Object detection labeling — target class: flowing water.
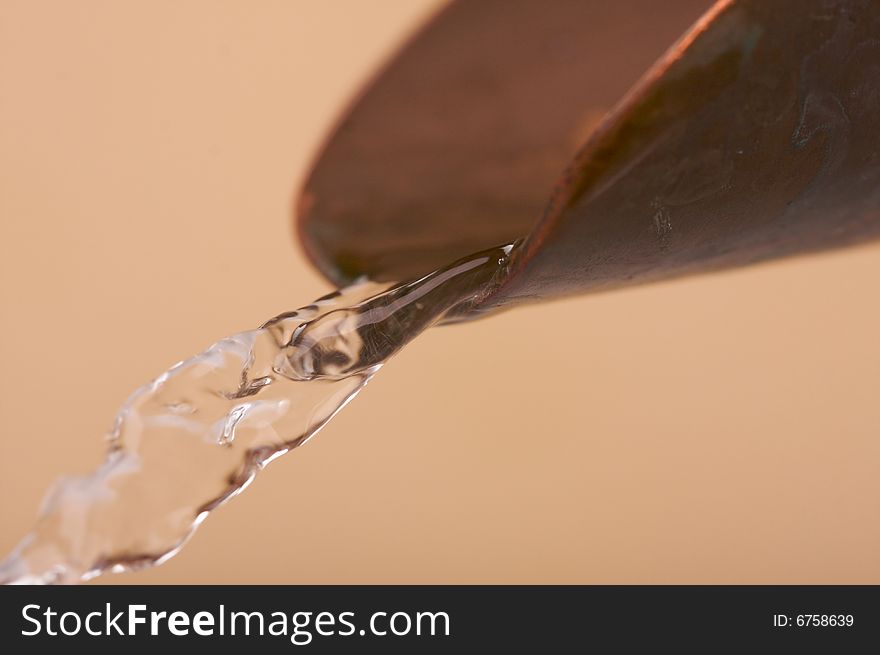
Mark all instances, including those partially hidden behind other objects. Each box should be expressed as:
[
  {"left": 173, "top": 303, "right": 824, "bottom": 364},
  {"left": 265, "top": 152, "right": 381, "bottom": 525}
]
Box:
[{"left": 0, "top": 244, "right": 514, "bottom": 585}]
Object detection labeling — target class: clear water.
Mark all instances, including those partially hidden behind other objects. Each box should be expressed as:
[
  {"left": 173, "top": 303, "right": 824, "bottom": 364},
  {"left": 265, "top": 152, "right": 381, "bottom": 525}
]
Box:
[{"left": 0, "top": 244, "right": 513, "bottom": 584}]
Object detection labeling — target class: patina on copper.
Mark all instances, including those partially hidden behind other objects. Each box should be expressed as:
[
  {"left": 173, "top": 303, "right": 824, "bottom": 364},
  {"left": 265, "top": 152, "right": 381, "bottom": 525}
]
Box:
[{"left": 297, "top": 0, "right": 880, "bottom": 316}]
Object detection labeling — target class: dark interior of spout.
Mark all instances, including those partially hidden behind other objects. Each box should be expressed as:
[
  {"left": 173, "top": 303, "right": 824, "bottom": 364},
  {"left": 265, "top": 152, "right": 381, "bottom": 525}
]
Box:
[{"left": 297, "top": 0, "right": 711, "bottom": 285}]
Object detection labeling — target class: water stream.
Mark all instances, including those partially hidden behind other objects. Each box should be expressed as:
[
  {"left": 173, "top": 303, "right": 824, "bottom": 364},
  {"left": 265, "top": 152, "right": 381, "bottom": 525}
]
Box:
[{"left": 0, "top": 244, "right": 513, "bottom": 584}]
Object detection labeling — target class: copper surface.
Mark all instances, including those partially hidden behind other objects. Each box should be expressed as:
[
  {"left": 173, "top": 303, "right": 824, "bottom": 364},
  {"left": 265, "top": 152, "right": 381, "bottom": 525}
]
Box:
[{"left": 298, "top": 0, "right": 880, "bottom": 317}]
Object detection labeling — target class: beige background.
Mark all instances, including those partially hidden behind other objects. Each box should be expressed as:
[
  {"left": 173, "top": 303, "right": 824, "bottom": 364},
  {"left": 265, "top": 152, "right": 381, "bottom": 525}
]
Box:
[{"left": 1, "top": 0, "right": 879, "bottom": 584}]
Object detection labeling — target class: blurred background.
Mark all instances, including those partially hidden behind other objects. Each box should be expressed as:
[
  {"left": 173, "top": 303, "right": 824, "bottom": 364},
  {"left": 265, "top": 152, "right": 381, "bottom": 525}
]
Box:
[{"left": 1, "top": 0, "right": 879, "bottom": 584}]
